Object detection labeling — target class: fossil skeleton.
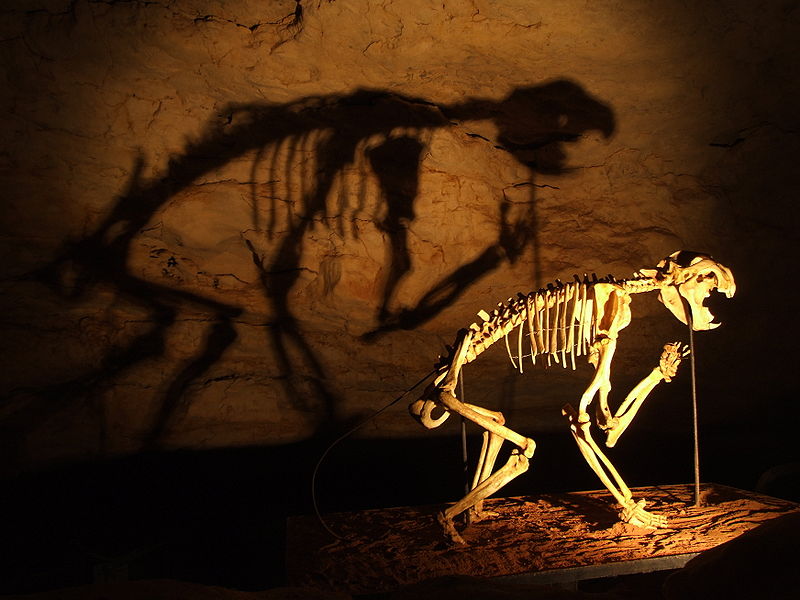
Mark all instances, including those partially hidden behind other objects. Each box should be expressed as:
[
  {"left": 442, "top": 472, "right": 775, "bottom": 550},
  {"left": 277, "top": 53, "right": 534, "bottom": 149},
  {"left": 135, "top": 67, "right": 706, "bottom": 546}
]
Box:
[{"left": 409, "top": 251, "right": 736, "bottom": 544}]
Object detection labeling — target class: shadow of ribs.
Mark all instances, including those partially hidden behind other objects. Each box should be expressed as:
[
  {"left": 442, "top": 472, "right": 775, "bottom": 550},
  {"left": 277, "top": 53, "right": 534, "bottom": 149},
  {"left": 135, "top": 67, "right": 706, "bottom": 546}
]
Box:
[
  {"left": 25, "top": 83, "right": 615, "bottom": 448},
  {"left": 409, "top": 251, "right": 736, "bottom": 544}
]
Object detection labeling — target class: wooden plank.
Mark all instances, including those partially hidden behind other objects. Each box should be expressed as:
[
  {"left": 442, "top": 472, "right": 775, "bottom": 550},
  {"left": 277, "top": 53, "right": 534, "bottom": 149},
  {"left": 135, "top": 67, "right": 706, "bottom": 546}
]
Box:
[
  {"left": 504, "top": 552, "right": 699, "bottom": 585},
  {"left": 286, "top": 484, "right": 799, "bottom": 594},
  {"left": 500, "top": 553, "right": 700, "bottom": 586}
]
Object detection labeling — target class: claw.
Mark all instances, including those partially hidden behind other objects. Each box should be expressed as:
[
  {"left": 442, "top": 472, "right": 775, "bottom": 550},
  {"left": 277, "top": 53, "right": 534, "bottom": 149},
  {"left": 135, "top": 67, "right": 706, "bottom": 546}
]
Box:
[
  {"left": 600, "top": 416, "right": 619, "bottom": 433},
  {"left": 658, "top": 341, "right": 691, "bottom": 382},
  {"left": 620, "top": 499, "right": 667, "bottom": 529},
  {"left": 467, "top": 506, "right": 500, "bottom": 524},
  {"left": 437, "top": 511, "right": 466, "bottom": 545}
]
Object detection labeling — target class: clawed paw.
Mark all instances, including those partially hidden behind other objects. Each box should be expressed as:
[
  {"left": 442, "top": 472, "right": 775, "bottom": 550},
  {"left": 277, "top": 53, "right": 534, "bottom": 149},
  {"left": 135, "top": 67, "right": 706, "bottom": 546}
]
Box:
[
  {"left": 659, "top": 342, "right": 690, "bottom": 382},
  {"left": 620, "top": 499, "right": 667, "bottom": 529},
  {"left": 467, "top": 507, "right": 500, "bottom": 524},
  {"left": 437, "top": 511, "right": 466, "bottom": 545},
  {"left": 599, "top": 416, "right": 620, "bottom": 433}
]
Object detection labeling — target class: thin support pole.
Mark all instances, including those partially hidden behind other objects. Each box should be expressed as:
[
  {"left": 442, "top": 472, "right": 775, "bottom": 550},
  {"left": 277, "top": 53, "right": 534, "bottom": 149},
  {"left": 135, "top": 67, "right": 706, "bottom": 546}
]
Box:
[
  {"left": 459, "top": 369, "right": 469, "bottom": 494},
  {"left": 688, "top": 324, "right": 701, "bottom": 507}
]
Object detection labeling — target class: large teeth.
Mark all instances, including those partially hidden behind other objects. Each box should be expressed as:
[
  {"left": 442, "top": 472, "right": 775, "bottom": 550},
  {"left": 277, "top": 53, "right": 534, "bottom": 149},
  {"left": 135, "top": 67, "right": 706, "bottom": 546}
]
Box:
[{"left": 691, "top": 305, "right": 719, "bottom": 330}]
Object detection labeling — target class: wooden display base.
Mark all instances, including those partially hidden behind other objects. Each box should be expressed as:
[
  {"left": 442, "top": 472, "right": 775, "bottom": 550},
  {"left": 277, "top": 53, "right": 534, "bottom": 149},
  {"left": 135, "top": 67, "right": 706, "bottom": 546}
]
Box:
[{"left": 286, "top": 483, "right": 799, "bottom": 594}]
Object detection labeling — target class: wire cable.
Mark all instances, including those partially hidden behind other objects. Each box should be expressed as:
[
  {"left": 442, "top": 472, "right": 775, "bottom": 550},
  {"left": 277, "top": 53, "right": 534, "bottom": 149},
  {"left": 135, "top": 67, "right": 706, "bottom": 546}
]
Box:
[{"left": 310, "top": 368, "right": 437, "bottom": 540}]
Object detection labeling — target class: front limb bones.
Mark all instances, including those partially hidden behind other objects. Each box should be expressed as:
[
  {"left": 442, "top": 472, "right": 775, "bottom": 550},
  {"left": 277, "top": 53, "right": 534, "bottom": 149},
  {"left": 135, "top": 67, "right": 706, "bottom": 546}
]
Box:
[
  {"left": 563, "top": 403, "right": 667, "bottom": 528},
  {"left": 605, "top": 342, "right": 689, "bottom": 448},
  {"left": 564, "top": 342, "right": 687, "bottom": 530}
]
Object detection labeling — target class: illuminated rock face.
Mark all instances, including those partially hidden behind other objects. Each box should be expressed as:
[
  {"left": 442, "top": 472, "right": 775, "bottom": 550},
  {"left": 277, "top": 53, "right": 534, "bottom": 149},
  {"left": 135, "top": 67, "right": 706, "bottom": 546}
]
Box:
[{"left": 0, "top": 1, "right": 796, "bottom": 470}]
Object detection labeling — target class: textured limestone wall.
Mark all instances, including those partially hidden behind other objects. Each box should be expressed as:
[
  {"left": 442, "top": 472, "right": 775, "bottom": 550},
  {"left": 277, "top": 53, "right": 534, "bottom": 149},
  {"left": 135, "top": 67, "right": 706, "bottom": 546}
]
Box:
[{"left": 1, "top": 0, "right": 798, "bottom": 471}]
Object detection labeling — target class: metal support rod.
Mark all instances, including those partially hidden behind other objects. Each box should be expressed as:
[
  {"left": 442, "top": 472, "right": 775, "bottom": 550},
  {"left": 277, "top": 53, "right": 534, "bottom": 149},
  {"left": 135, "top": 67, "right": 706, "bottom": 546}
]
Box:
[
  {"left": 688, "top": 323, "right": 701, "bottom": 507},
  {"left": 459, "top": 369, "right": 469, "bottom": 494}
]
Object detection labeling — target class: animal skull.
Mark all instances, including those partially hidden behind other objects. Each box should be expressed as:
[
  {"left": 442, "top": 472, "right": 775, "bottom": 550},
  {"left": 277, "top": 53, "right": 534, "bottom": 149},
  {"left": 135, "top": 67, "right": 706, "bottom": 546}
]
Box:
[{"left": 648, "top": 251, "right": 737, "bottom": 330}]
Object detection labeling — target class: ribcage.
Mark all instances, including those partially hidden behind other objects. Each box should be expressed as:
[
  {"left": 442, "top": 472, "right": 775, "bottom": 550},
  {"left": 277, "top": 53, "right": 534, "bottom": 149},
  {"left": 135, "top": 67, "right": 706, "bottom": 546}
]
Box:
[{"left": 462, "top": 277, "right": 608, "bottom": 371}]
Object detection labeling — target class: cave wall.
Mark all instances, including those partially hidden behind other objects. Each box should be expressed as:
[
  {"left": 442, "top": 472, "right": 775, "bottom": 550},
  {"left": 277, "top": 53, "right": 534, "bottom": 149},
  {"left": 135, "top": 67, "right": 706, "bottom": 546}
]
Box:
[{"left": 1, "top": 0, "right": 798, "bottom": 473}]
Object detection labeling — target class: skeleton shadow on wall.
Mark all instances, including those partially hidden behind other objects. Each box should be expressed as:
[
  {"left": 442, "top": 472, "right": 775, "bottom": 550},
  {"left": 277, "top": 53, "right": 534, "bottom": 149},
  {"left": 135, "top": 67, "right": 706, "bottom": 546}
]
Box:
[{"left": 23, "top": 80, "right": 615, "bottom": 449}]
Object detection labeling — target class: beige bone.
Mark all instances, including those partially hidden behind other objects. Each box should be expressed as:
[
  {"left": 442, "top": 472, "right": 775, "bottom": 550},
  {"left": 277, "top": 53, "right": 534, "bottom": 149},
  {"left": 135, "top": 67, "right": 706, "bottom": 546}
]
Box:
[{"left": 409, "top": 251, "right": 735, "bottom": 544}]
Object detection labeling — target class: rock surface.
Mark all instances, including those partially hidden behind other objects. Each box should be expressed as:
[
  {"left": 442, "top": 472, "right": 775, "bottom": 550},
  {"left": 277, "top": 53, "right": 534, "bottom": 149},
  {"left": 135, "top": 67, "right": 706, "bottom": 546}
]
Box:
[{"left": 0, "top": 0, "right": 798, "bottom": 473}]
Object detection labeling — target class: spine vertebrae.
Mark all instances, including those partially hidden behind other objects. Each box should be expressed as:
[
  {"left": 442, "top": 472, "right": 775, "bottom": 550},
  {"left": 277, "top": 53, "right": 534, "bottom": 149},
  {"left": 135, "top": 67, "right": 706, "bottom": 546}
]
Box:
[{"left": 459, "top": 274, "right": 632, "bottom": 372}]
